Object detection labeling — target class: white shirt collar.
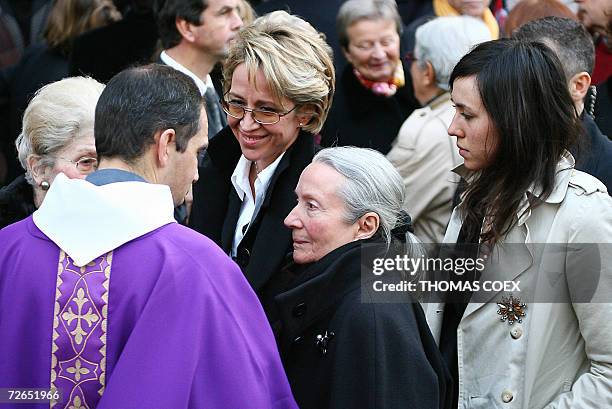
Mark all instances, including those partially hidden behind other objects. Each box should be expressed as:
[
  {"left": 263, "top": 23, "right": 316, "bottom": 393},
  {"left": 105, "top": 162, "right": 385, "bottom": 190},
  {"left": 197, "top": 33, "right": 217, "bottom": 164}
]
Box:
[
  {"left": 230, "top": 153, "right": 285, "bottom": 201},
  {"left": 33, "top": 173, "right": 176, "bottom": 267},
  {"left": 160, "top": 51, "right": 214, "bottom": 96}
]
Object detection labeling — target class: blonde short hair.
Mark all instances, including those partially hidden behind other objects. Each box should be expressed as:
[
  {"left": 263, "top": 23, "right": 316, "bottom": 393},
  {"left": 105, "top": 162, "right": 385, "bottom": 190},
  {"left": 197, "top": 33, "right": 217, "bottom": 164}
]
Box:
[
  {"left": 222, "top": 11, "right": 335, "bottom": 134},
  {"left": 16, "top": 77, "right": 105, "bottom": 184}
]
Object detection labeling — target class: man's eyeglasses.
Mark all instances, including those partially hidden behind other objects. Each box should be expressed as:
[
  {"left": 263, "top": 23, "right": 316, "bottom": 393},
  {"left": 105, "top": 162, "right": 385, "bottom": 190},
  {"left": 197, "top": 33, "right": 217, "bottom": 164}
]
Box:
[
  {"left": 221, "top": 99, "right": 297, "bottom": 125},
  {"left": 57, "top": 157, "right": 98, "bottom": 174}
]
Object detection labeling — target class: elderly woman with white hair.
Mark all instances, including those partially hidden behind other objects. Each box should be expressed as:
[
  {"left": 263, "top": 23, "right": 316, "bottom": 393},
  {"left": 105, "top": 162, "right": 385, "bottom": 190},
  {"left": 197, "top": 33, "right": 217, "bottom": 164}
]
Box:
[
  {"left": 272, "top": 146, "right": 452, "bottom": 409},
  {"left": 0, "top": 77, "right": 104, "bottom": 228},
  {"left": 386, "top": 16, "right": 491, "bottom": 243}
]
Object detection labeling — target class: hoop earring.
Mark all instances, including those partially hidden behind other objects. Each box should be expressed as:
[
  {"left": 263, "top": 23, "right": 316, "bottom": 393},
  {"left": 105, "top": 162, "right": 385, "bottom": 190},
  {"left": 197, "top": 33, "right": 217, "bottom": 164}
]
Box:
[{"left": 40, "top": 180, "right": 50, "bottom": 191}]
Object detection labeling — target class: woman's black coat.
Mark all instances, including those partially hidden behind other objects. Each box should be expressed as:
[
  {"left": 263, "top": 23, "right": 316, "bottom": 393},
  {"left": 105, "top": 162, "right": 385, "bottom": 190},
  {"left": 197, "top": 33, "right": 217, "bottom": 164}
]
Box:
[
  {"left": 320, "top": 63, "right": 419, "bottom": 154},
  {"left": 189, "top": 126, "right": 316, "bottom": 292},
  {"left": 272, "top": 241, "right": 453, "bottom": 409}
]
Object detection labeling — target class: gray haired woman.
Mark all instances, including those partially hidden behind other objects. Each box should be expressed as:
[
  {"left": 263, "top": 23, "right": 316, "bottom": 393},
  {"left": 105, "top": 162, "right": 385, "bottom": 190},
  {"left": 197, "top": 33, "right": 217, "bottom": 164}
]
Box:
[
  {"left": 273, "top": 146, "right": 452, "bottom": 409},
  {"left": 0, "top": 77, "right": 104, "bottom": 228}
]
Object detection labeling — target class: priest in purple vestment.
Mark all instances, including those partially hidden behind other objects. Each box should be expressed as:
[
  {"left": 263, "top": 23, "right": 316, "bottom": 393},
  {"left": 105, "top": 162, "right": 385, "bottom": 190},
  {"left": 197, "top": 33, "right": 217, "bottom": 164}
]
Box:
[{"left": 0, "top": 65, "right": 298, "bottom": 409}]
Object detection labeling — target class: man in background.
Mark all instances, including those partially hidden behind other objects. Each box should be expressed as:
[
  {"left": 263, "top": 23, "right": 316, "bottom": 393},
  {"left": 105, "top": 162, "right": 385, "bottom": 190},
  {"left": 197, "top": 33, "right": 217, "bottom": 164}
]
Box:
[
  {"left": 514, "top": 16, "right": 612, "bottom": 193},
  {"left": 156, "top": 0, "right": 242, "bottom": 139}
]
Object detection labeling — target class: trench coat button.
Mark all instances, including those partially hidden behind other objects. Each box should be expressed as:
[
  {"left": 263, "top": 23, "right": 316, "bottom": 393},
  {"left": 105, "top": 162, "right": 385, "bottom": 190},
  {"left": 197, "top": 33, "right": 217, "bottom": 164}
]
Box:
[
  {"left": 501, "top": 390, "right": 514, "bottom": 403},
  {"left": 510, "top": 326, "right": 523, "bottom": 339},
  {"left": 292, "top": 303, "right": 307, "bottom": 317}
]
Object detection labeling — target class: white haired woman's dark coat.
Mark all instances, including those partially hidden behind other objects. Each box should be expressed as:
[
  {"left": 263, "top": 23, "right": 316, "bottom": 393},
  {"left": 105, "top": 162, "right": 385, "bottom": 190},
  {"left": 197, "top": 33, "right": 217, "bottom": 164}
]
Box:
[{"left": 271, "top": 239, "right": 453, "bottom": 409}]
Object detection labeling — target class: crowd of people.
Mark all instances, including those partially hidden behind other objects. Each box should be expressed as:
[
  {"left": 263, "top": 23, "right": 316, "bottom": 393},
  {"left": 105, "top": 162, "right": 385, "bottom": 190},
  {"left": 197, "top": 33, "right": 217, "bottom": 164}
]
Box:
[{"left": 0, "top": 0, "right": 611, "bottom": 408}]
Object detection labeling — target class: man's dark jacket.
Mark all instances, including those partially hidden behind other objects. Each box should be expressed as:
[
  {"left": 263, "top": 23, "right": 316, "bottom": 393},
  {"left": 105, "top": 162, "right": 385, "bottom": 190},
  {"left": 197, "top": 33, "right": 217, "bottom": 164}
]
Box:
[{"left": 574, "top": 114, "right": 612, "bottom": 195}]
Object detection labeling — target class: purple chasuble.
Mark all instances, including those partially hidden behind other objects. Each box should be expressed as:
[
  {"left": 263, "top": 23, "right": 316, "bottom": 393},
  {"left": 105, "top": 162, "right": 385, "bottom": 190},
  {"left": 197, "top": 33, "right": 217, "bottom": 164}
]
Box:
[{"left": 0, "top": 217, "right": 298, "bottom": 409}]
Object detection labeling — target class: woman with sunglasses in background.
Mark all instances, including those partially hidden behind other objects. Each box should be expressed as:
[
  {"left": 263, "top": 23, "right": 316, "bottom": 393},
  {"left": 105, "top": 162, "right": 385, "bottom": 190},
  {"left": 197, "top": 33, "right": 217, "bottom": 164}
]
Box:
[
  {"left": 0, "top": 77, "right": 104, "bottom": 228},
  {"left": 189, "top": 11, "right": 335, "bottom": 315}
]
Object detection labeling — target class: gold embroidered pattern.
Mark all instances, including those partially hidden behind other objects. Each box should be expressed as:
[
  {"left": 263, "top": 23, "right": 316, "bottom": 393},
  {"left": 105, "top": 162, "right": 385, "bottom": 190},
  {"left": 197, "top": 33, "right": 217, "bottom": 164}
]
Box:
[
  {"left": 65, "top": 359, "right": 92, "bottom": 382},
  {"left": 98, "top": 252, "right": 112, "bottom": 396},
  {"left": 50, "top": 251, "right": 112, "bottom": 409},
  {"left": 61, "top": 288, "right": 100, "bottom": 345},
  {"left": 68, "top": 395, "right": 85, "bottom": 409}
]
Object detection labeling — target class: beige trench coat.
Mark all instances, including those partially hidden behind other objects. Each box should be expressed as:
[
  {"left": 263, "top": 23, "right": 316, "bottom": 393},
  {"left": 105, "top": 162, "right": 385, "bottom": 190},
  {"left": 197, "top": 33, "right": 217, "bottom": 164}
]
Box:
[
  {"left": 424, "top": 153, "right": 612, "bottom": 408},
  {"left": 387, "top": 92, "right": 462, "bottom": 244}
]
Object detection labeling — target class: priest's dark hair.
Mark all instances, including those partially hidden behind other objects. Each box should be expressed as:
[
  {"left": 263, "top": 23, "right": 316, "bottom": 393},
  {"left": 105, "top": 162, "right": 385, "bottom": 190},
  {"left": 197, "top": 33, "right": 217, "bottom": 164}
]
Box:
[
  {"left": 450, "top": 39, "right": 582, "bottom": 245},
  {"left": 95, "top": 64, "right": 204, "bottom": 163}
]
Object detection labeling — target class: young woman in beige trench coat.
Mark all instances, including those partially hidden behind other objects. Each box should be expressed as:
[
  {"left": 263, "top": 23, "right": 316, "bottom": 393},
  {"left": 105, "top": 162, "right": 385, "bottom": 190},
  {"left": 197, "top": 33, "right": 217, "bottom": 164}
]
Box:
[{"left": 424, "top": 39, "right": 612, "bottom": 409}]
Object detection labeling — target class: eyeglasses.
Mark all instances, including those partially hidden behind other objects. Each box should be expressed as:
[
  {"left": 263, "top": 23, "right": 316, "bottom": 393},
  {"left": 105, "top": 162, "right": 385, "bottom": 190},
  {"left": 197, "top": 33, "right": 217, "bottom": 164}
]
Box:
[
  {"left": 221, "top": 99, "right": 297, "bottom": 125},
  {"left": 57, "top": 156, "right": 98, "bottom": 174}
]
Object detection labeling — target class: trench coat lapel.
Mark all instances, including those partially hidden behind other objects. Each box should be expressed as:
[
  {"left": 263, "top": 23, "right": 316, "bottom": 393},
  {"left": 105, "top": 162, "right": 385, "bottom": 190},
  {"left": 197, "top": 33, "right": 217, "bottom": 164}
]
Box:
[
  {"left": 463, "top": 226, "right": 534, "bottom": 319},
  {"left": 442, "top": 187, "right": 534, "bottom": 320}
]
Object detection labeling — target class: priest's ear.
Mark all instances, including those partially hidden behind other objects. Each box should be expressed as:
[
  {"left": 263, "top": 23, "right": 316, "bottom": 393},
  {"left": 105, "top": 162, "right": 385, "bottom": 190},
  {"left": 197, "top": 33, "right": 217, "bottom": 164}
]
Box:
[{"left": 155, "top": 128, "right": 177, "bottom": 168}]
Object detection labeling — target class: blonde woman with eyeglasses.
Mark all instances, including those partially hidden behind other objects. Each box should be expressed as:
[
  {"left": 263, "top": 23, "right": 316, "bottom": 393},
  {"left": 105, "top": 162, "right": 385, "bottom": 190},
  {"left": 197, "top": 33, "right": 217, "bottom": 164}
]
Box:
[
  {"left": 189, "top": 10, "right": 335, "bottom": 311},
  {"left": 0, "top": 77, "right": 104, "bottom": 228}
]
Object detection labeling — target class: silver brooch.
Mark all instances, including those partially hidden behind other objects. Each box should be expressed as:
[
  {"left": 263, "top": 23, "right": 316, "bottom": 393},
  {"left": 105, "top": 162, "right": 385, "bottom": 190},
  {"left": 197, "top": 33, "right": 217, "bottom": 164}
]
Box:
[
  {"left": 315, "top": 331, "right": 335, "bottom": 356},
  {"left": 497, "top": 294, "right": 527, "bottom": 325}
]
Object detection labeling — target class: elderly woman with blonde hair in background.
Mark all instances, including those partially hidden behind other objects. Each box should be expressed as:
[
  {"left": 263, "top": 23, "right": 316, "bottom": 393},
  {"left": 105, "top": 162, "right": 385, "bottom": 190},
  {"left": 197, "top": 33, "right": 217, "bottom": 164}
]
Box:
[
  {"left": 190, "top": 11, "right": 335, "bottom": 310},
  {"left": 0, "top": 77, "right": 105, "bottom": 228},
  {"left": 320, "top": 0, "right": 419, "bottom": 154},
  {"left": 387, "top": 16, "right": 490, "bottom": 244}
]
